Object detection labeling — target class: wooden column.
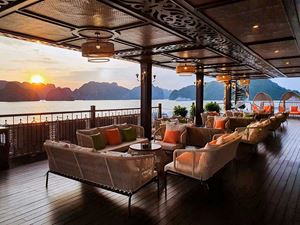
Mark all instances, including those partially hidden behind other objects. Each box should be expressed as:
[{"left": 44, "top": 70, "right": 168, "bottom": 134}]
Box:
[
  {"left": 224, "top": 81, "right": 232, "bottom": 111},
  {"left": 234, "top": 80, "right": 238, "bottom": 106},
  {"left": 140, "top": 59, "right": 152, "bottom": 140},
  {"left": 195, "top": 66, "right": 204, "bottom": 126}
]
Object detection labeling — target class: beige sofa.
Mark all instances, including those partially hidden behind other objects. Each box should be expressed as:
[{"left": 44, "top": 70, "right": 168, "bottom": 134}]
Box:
[
  {"left": 76, "top": 124, "right": 148, "bottom": 152},
  {"left": 44, "top": 140, "right": 158, "bottom": 215},
  {"left": 164, "top": 132, "right": 242, "bottom": 194},
  {"left": 240, "top": 119, "right": 272, "bottom": 145}
]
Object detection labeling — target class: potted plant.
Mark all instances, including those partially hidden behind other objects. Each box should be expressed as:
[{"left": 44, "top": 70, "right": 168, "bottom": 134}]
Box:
[
  {"left": 173, "top": 105, "right": 188, "bottom": 118},
  {"left": 205, "top": 102, "right": 221, "bottom": 113}
]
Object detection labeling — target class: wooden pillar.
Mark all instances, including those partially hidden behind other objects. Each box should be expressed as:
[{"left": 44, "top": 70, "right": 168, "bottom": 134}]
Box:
[
  {"left": 234, "top": 80, "right": 238, "bottom": 106},
  {"left": 140, "top": 59, "right": 152, "bottom": 140},
  {"left": 224, "top": 81, "right": 232, "bottom": 111},
  {"left": 158, "top": 103, "right": 162, "bottom": 118},
  {"left": 90, "top": 105, "right": 96, "bottom": 128},
  {"left": 195, "top": 66, "right": 204, "bottom": 126}
]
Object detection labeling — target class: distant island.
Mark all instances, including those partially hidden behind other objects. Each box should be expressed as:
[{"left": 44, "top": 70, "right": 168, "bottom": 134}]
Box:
[{"left": 0, "top": 79, "right": 297, "bottom": 102}]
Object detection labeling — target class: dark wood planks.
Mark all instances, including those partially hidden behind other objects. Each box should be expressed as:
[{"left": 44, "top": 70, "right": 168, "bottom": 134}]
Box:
[{"left": 1, "top": 119, "right": 300, "bottom": 225}]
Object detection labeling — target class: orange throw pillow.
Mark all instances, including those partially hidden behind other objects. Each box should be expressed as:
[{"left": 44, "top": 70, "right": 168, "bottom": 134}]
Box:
[
  {"left": 163, "top": 130, "right": 180, "bottom": 144},
  {"left": 291, "top": 106, "right": 298, "bottom": 113},
  {"left": 209, "top": 140, "right": 218, "bottom": 145},
  {"left": 214, "top": 118, "right": 226, "bottom": 129},
  {"left": 279, "top": 106, "right": 285, "bottom": 113},
  {"left": 105, "top": 128, "right": 122, "bottom": 145},
  {"left": 252, "top": 105, "right": 258, "bottom": 112},
  {"left": 264, "top": 105, "right": 271, "bottom": 113}
]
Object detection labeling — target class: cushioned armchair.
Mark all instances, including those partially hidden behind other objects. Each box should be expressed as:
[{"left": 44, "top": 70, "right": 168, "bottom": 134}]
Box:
[
  {"left": 240, "top": 119, "right": 272, "bottom": 145},
  {"left": 153, "top": 124, "right": 187, "bottom": 152},
  {"left": 164, "top": 133, "right": 241, "bottom": 194}
]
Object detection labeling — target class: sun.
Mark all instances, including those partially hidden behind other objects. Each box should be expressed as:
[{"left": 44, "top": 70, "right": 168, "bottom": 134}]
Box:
[{"left": 30, "top": 74, "right": 45, "bottom": 84}]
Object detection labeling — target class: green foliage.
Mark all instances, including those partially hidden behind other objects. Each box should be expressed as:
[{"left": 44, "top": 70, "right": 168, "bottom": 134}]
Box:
[
  {"left": 190, "top": 102, "right": 196, "bottom": 118},
  {"left": 205, "top": 102, "right": 221, "bottom": 113},
  {"left": 173, "top": 105, "right": 188, "bottom": 117}
]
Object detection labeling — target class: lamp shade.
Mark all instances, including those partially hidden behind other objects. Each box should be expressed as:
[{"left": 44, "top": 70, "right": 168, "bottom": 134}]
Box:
[
  {"left": 82, "top": 40, "right": 114, "bottom": 58},
  {"left": 216, "top": 75, "right": 231, "bottom": 82},
  {"left": 176, "top": 64, "right": 196, "bottom": 75},
  {"left": 239, "top": 79, "right": 250, "bottom": 86}
]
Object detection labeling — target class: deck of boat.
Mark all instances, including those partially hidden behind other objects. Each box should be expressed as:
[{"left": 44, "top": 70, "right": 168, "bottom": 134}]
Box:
[{"left": 1, "top": 119, "right": 300, "bottom": 225}]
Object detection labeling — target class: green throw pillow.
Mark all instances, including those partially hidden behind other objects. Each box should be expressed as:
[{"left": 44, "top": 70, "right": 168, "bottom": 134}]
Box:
[
  {"left": 91, "top": 133, "right": 106, "bottom": 150},
  {"left": 121, "top": 127, "right": 137, "bottom": 142}
]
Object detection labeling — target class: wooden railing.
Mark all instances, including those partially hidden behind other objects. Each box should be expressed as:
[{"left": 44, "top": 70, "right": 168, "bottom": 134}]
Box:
[{"left": 0, "top": 105, "right": 161, "bottom": 158}]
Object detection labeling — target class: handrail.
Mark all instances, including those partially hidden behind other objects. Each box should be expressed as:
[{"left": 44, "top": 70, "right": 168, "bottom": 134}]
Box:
[{"left": 0, "top": 106, "right": 159, "bottom": 118}]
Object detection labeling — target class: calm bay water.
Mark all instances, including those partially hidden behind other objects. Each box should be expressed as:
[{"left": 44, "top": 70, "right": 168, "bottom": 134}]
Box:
[{"left": 0, "top": 99, "right": 222, "bottom": 116}]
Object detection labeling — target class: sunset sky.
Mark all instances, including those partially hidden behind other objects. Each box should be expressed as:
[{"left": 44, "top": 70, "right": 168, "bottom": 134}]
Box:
[{"left": 0, "top": 35, "right": 299, "bottom": 91}]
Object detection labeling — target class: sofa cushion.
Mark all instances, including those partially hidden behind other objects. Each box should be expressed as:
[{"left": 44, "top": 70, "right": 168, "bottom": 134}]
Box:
[
  {"left": 213, "top": 116, "right": 227, "bottom": 129},
  {"left": 78, "top": 128, "right": 99, "bottom": 136},
  {"left": 206, "top": 116, "right": 214, "bottom": 128},
  {"left": 105, "top": 128, "right": 122, "bottom": 145},
  {"left": 91, "top": 133, "right": 106, "bottom": 150},
  {"left": 121, "top": 127, "right": 137, "bottom": 142},
  {"left": 175, "top": 152, "right": 201, "bottom": 174},
  {"left": 101, "top": 138, "right": 148, "bottom": 152},
  {"left": 291, "top": 106, "right": 298, "bottom": 112},
  {"left": 163, "top": 130, "right": 180, "bottom": 144},
  {"left": 156, "top": 141, "right": 183, "bottom": 151},
  {"left": 223, "top": 131, "right": 239, "bottom": 143}
]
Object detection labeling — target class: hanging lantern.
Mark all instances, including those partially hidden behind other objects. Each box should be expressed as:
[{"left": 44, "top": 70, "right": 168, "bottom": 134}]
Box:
[
  {"left": 81, "top": 32, "right": 114, "bottom": 62},
  {"left": 216, "top": 74, "right": 232, "bottom": 83},
  {"left": 239, "top": 79, "right": 250, "bottom": 86},
  {"left": 176, "top": 64, "right": 196, "bottom": 76}
]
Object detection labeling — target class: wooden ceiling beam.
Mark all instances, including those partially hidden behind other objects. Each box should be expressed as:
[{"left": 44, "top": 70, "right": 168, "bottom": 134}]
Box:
[
  {"left": 282, "top": 0, "right": 300, "bottom": 53},
  {"left": 0, "top": 0, "right": 39, "bottom": 17},
  {"left": 100, "top": 0, "right": 285, "bottom": 78}
]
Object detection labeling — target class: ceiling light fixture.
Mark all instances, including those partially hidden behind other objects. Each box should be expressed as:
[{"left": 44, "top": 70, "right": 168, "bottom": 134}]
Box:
[
  {"left": 252, "top": 24, "right": 259, "bottom": 29},
  {"left": 176, "top": 64, "right": 196, "bottom": 76},
  {"left": 216, "top": 74, "right": 231, "bottom": 83},
  {"left": 81, "top": 31, "right": 115, "bottom": 62},
  {"left": 274, "top": 50, "right": 280, "bottom": 54},
  {"left": 286, "top": 61, "right": 290, "bottom": 65}
]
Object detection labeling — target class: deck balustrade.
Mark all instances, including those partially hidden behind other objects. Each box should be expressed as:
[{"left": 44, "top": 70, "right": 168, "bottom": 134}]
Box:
[{"left": 0, "top": 105, "right": 161, "bottom": 158}]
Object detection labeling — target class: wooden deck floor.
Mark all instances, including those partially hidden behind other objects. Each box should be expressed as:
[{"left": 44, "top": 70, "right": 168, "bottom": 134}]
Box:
[{"left": 1, "top": 119, "right": 300, "bottom": 225}]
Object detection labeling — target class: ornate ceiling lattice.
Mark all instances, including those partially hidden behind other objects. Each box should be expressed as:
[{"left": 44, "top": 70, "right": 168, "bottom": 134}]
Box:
[
  {"left": 102, "top": 0, "right": 285, "bottom": 77},
  {"left": 0, "top": 0, "right": 18, "bottom": 11}
]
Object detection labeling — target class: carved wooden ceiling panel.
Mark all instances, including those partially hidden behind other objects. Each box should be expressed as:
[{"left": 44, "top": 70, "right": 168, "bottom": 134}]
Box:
[
  {"left": 26, "top": 0, "right": 142, "bottom": 29},
  {"left": 0, "top": 13, "right": 73, "bottom": 41},
  {"left": 118, "top": 25, "right": 183, "bottom": 47},
  {"left": 133, "top": 54, "right": 175, "bottom": 62},
  {"left": 249, "top": 40, "right": 300, "bottom": 59},
  {"left": 269, "top": 57, "right": 300, "bottom": 68},
  {"left": 1, "top": 0, "right": 300, "bottom": 78},
  {"left": 170, "top": 48, "right": 219, "bottom": 58},
  {"left": 280, "top": 68, "right": 300, "bottom": 74},
  {"left": 67, "top": 39, "right": 133, "bottom": 51},
  {"left": 200, "top": 57, "right": 232, "bottom": 65},
  {"left": 204, "top": 0, "right": 293, "bottom": 43}
]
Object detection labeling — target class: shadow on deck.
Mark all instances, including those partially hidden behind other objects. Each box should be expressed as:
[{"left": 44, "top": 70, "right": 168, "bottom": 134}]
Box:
[{"left": 1, "top": 119, "right": 300, "bottom": 225}]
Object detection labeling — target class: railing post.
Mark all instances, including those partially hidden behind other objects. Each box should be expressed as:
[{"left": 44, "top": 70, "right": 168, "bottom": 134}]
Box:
[
  {"left": 90, "top": 105, "right": 96, "bottom": 128},
  {"left": 158, "top": 103, "right": 162, "bottom": 118}
]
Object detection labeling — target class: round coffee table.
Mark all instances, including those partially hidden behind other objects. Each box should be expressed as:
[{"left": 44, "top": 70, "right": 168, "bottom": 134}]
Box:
[
  {"left": 129, "top": 143, "right": 161, "bottom": 154},
  {"left": 128, "top": 143, "right": 162, "bottom": 172}
]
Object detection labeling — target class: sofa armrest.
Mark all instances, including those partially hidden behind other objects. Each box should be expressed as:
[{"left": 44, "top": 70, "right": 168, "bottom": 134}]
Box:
[
  {"left": 179, "top": 129, "right": 187, "bottom": 145},
  {"left": 76, "top": 131, "right": 94, "bottom": 148},
  {"left": 212, "top": 133, "right": 224, "bottom": 140},
  {"left": 153, "top": 127, "right": 163, "bottom": 142}
]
